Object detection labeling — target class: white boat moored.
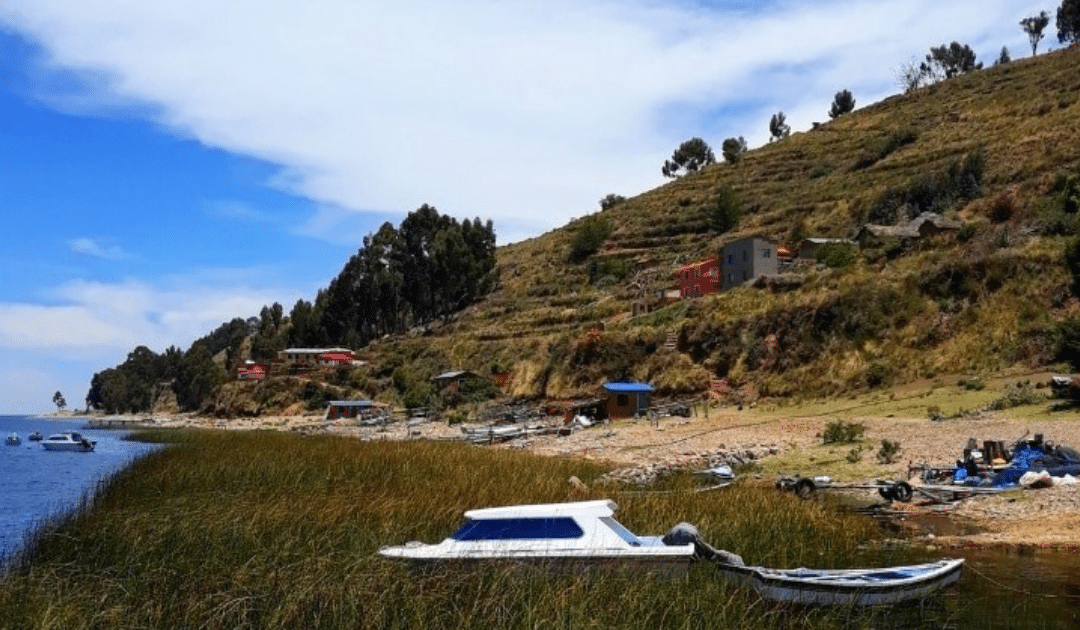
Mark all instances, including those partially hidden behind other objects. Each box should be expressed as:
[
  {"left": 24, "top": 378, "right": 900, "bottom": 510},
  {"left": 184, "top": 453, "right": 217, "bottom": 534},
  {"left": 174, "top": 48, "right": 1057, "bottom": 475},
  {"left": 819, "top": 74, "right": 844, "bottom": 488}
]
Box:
[
  {"left": 4, "top": 432, "right": 20, "bottom": 446},
  {"left": 40, "top": 431, "right": 96, "bottom": 452},
  {"left": 378, "top": 499, "right": 695, "bottom": 572}
]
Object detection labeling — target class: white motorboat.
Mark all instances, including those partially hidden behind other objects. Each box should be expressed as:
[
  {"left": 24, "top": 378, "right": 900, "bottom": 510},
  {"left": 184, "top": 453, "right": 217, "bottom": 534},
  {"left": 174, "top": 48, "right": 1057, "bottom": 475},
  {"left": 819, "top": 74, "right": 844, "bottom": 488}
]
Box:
[
  {"left": 4, "top": 432, "right": 20, "bottom": 446},
  {"left": 40, "top": 431, "right": 96, "bottom": 452},
  {"left": 378, "top": 499, "right": 695, "bottom": 571}
]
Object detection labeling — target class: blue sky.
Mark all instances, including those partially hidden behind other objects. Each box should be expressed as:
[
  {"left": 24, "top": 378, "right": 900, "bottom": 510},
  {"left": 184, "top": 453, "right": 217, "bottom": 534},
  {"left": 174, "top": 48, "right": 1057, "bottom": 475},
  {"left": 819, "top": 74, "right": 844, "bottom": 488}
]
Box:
[{"left": 0, "top": 0, "right": 1041, "bottom": 413}]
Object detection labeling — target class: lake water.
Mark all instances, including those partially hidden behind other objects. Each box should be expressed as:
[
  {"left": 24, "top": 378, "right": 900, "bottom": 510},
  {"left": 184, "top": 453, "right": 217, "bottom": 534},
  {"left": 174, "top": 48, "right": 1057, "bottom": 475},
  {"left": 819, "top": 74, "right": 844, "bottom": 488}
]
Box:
[{"left": 0, "top": 415, "right": 158, "bottom": 564}]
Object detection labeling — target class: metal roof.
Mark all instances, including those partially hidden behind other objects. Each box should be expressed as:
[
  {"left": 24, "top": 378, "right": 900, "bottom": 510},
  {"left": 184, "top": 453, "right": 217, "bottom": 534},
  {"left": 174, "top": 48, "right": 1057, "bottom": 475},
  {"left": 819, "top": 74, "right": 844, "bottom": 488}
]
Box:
[
  {"left": 602, "top": 382, "right": 654, "bottom": 393},
  {"left": 326, "top": 400, "right": 376, "bottom": 407}
]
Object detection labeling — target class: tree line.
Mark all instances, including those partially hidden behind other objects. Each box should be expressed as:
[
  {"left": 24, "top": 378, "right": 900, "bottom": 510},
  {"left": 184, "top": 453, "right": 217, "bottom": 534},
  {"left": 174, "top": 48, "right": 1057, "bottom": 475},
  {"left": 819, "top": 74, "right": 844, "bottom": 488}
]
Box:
[{"left": 86, "top": 205, "right": 497, "bottom": 414}]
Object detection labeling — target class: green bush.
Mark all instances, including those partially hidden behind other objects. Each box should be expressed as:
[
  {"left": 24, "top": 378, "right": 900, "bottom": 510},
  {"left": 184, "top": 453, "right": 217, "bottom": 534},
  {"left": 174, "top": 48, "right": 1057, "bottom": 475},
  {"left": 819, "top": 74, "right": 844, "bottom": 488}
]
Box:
[
  {"left": 853, "top": 127, "right": 918, "bottom": 170},
  {"left": 1055, "top": 317, "right": 1080, "bottom": 370},
  {"left": 586, "top": 257, "right": 633, "bottom": 285},
  {"left": 815, "top": 241, "right": 857, "bottom": 268},
  {"left": 707, "top": 185, "right": 741, "bottom": 234},
  {"left": 865, "top": 362, "right": 893, "bottom": 388},
  {"left": 822, "top": 420, "right": 865, "bottom": 444},
  {"left": 568, "top": 215, "right": 611, "bottom": 262},
  {"left": 957, "top": 377, "right": 985, "bottom": 391},
  {"left": 877, "top": 439, "right": 901, "bottom": 464},
  {"left": 986, "top": 383, "right": 1044, "bottom": 410},
  {"left": 846, "top": 445, "right": 865, "bottom": 463}
]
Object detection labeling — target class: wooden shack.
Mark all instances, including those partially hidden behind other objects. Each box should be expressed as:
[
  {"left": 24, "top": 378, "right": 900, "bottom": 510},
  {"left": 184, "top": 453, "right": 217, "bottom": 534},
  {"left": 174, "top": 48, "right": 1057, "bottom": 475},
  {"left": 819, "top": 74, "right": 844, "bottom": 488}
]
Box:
[{"left": 602, "top": 381, "right": 654, "bottom": 419}]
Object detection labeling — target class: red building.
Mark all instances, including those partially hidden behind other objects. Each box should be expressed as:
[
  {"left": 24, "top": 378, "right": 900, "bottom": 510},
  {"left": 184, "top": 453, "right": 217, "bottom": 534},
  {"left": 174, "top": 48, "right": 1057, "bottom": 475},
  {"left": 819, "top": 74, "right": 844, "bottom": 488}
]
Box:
[
  {"left": 236, "top": 362, "right": 268, "bottom": 379},
  {"left": 674, "top": 258, "right": 720, "bottom": 298}
]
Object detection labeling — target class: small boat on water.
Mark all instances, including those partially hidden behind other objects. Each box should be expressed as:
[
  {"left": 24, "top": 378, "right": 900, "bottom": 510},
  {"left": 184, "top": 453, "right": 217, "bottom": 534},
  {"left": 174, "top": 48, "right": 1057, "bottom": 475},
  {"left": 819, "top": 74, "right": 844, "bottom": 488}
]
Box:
[
  {"left": 380, "top": 500, "right": 963, "bottom": 605},
  {"left": 40, "top": 431, "right": 96, "bottom": 452},
  {"left": 378, "top": 500, "right": 695, "bottom": 571},
  {"left": 4, "top": 433, "right": 20, "bottom": 446},
  {"left": 28, "top": 431, "right": 44, "bottom": 441}
]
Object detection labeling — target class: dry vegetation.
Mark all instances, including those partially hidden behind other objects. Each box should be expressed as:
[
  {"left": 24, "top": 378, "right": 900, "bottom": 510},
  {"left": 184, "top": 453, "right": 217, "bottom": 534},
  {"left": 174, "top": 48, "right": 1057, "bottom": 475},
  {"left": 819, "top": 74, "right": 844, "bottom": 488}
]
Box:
[{"left": 333, "top": 47, "right": 1080, "bottom": 408}]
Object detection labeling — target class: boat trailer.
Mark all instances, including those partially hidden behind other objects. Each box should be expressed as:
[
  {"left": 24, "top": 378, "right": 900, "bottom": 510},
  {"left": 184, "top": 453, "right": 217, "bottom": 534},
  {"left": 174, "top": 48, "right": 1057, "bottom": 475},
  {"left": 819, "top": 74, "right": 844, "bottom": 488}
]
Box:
[{"left": 776, "top": 476, "right": 914, "bottom": 502}]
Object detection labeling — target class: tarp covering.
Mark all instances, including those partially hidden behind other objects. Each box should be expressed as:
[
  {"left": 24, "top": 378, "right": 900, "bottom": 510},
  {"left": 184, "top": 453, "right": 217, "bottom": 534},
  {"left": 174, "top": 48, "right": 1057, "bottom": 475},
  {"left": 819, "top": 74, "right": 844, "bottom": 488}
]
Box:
[{"left": 991, "top": 445, "right": 1080, "bottom": 487}]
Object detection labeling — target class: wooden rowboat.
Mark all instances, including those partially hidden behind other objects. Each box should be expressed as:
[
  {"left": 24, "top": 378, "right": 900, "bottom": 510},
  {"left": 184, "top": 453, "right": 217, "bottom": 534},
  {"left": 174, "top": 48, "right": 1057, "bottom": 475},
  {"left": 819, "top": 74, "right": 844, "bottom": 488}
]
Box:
[{"left": 712, "top": 558, "right": 964, "bottom": 606}]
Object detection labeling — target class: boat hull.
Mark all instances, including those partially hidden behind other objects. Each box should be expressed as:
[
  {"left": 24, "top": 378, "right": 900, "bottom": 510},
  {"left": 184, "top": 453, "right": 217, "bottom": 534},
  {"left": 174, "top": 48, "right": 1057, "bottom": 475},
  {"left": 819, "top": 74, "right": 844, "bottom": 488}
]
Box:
[
  {"left": 714, "top": 558, "right": 964, "bottom": 606},
  {"left": 384, "top": 552, "right": 694, "bottom": 576},
  {"left": 41, "top": 442, "right": 95, "bottom": 452}
]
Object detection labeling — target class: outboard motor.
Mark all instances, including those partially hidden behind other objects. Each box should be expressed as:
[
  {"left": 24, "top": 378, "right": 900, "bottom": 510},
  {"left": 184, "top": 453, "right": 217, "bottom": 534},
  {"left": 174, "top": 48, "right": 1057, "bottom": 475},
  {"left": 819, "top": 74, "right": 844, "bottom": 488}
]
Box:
[{"left": 662, "top": 522, "right": 744, "bottom": 566}]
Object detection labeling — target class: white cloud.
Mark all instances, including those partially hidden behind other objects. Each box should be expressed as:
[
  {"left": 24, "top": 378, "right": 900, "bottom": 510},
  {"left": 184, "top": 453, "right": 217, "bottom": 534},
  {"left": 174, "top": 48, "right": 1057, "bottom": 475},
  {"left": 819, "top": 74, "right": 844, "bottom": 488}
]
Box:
[
  {"left": 204, "top": 200, "right": 273, "bottom": 223},
  {"left": 0, "top": 276, "right": 303, "bottom": 356},
  {"left": 69, "top": 237, "right": 129, "bottom": 260},
  {"left": 0, "top": 0, "right": 1035, "bottom": 243}
]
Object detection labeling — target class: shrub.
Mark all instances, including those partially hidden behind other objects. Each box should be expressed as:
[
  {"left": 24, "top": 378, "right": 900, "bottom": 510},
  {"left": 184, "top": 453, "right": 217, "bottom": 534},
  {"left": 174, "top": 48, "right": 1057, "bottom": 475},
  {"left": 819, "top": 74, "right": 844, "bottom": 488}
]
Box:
[
  {"left": 877, "top": 439, "right": 901, "bottom": 464},
  {"left": 568, "top": 215, "right": 611, "bottom": 262},
  {"left": 1055, "top": 317, "right": 1080, "bottom": 370},
  {"left": 987, "top": 193, "right": 1018, "bottom": 223},
  {"left": 822, "top": 420, "right": 865, "bottom": 444},
  {"left": 956, "top": 222, "right": 978, "bottom": 241},
  {"left": 865, "top": 362, "right": 893, "bottom": 388},
  {"left": 586, "top": 257, "right": 633, "bottom": 285},
  {"left": 986, "top": 383, "right": 1044, "bottom": 410},
  {"left": 927, "top": 405, "right": 945, "bottom": 421},
  {"left": 707, "top": 185, "right": 742, "bottom": 234},
  {"left": 853, "top": 127, "right": 918, "bottom": 170},
  {"left": 815, "top": 241, "right": 857, "bottom": 268},
  {"left": 846, "top": 445, "right": 865, "bottom": 463},
  {"left": 958, "top": 377, "right": 985, "bottom": 391}
]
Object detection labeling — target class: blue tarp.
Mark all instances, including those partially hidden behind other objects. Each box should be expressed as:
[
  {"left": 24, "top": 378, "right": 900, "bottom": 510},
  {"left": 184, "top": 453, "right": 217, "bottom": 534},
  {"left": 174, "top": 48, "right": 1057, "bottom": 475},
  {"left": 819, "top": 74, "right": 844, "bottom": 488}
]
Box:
[{"left": 991, "top": 445, "right": 1080, "bottom": 487}]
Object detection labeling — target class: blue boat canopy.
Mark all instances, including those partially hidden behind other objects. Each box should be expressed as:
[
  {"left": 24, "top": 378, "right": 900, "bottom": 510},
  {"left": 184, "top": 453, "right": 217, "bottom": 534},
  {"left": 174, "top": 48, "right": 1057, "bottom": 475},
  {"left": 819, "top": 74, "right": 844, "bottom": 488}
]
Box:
[{"left": 602, "top": 382, "right": 653, "bottom": 394}]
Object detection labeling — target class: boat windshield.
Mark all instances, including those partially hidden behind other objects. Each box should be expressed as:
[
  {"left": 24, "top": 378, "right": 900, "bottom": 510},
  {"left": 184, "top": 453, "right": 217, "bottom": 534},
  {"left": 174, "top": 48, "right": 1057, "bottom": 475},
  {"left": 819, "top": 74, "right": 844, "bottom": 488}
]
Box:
[
  {"left": 599, "top": 517, "right": 641, "bottom": 546},
  {"left": 451, "top": 517, "right": 584, "bottom": 541}
]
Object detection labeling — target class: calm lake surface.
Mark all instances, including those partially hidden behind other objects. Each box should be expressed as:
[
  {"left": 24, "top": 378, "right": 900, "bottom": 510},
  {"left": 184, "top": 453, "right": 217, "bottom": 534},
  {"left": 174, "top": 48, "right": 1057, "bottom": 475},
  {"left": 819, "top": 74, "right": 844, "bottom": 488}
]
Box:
[{"left": 0, "top": 415, "right": 158, "bottom": 564}]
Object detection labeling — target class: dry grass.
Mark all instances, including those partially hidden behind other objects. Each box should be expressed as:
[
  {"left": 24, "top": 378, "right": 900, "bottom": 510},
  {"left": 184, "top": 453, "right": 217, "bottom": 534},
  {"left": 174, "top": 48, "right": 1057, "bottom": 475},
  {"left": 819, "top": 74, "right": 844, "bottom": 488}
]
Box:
[{"left": 0, "top": 430, "right": 912, "bottom": 629}]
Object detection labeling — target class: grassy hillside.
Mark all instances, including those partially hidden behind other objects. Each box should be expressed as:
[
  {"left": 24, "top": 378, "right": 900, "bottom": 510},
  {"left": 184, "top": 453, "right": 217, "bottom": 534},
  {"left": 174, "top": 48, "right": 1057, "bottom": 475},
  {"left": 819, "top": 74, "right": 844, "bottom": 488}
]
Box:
[{"left": 221, "top": 46, "right": 1080, "bottom": 412}]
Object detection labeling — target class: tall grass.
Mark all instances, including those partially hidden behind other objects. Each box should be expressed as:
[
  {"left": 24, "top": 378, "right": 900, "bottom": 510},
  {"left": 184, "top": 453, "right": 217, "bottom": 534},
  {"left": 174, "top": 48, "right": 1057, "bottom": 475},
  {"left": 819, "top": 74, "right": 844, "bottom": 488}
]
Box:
[{"left": 0, "top": 431, "right": 915, "bottom": 629}]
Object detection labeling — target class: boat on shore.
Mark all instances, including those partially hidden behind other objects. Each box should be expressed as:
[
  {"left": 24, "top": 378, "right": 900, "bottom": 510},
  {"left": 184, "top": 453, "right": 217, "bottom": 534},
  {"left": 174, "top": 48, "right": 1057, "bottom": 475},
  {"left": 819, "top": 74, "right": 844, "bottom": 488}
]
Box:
[
  {"left": 380, "top": 499, "right": 964, "bottom": 604},
  {"left": 5, "top": 433, "right": 20, "bottom": 446},
  {"left": 669, "top": 524, "right": 964, "bottom": 605},
  {"left": 378, "top": 500, "right": 695, "bottom": 572},
  {"left": 40, "top": 431, "right": 96, "bottom": 452},
  {"left": 710, "top": 556, "right": 964, "bottom": 606}
]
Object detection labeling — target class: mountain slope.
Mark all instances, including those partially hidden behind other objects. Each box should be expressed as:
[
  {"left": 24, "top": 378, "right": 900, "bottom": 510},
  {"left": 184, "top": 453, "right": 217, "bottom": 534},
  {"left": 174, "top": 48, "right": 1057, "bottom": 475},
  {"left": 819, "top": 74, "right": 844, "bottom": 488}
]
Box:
[{"left": 356, "top": 46, "right": 1080, "bottom": 406}]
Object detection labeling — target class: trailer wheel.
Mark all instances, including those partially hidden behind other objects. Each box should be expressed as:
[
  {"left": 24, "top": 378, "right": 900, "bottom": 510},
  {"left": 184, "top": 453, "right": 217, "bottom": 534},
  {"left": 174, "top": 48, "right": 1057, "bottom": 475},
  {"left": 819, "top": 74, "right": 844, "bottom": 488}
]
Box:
[
  {"left": 877, "top": 485, "right": 896, "bottom": 502},
  {"left": 892, "top": 481, "right": 913, "bottom": 503},
  {"left": 794, "top": 478, "right": 816, "bottom": 499}
]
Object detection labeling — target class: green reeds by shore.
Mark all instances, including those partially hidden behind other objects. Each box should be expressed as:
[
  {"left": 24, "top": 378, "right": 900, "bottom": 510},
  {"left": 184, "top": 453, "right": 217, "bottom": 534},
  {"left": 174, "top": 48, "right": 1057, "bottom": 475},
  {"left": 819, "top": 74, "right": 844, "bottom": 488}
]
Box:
[{"left": 0, "top": 430, "right": 916, "bottom": 629}]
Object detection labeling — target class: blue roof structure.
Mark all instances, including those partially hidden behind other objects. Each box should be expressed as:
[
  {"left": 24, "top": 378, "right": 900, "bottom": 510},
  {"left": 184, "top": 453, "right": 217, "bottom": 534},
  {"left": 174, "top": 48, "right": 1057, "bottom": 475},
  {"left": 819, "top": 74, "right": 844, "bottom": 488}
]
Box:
[{"left": 602, "top": 382, "right": 653, "bottom": 394}]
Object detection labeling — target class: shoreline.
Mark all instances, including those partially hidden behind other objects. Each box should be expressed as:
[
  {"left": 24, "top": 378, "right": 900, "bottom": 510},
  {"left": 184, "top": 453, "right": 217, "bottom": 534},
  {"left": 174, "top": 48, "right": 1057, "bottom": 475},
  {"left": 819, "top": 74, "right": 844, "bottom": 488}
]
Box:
[{"left": 80, "top": 405, "right": 1080, "bottom": 550}]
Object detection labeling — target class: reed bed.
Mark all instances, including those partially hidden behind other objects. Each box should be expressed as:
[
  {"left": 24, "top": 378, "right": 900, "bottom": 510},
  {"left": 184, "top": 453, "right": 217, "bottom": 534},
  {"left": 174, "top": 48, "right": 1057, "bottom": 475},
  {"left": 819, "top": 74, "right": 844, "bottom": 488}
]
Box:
[{"left": 0, "top": 430, "right": 928, "bottom": 629}]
